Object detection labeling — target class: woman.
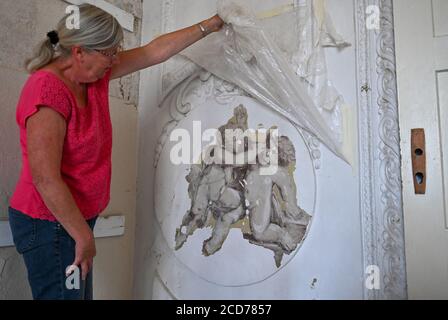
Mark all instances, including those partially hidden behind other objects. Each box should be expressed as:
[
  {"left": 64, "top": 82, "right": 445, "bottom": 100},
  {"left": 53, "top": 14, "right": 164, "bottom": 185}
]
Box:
[{"left": 8, "top": 4, "right": 224, "bottom": 300}]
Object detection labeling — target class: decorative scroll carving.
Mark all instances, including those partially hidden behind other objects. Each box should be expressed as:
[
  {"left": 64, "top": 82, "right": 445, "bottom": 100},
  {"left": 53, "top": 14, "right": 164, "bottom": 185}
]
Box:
[
  {"left": 356, "top": 0, "right": 407, "bottom": 300},
  {"left": 300, "top": 130, "right": 321, "bottom": 170}
]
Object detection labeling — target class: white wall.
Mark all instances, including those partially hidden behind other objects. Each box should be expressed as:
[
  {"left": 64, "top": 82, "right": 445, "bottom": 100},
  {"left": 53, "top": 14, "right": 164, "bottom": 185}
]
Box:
[{"left": 134, "top": 0, "right": 364, "bottom": 299}]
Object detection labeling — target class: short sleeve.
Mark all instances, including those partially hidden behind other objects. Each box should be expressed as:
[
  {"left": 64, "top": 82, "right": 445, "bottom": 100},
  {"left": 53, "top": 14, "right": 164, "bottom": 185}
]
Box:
[{"left": 17, "top": 73, "right": 72, "bottom": 127}]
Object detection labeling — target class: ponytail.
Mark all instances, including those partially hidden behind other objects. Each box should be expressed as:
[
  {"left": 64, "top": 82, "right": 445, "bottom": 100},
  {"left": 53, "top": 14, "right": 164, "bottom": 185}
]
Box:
[{"left": 24, "top": 38, "right": 56, "bottom": 73}]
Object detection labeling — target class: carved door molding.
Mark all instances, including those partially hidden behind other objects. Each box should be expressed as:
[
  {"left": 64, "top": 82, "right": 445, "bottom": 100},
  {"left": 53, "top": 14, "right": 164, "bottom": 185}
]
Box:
[{"left": 355, "top": 0, "right": 407, "bottom": 299}]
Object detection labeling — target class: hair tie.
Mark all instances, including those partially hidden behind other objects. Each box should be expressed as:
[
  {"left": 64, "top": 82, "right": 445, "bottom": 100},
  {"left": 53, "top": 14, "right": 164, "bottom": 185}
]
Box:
[{"left": 47, "top": 30, "right": 59, "bottom": 45}]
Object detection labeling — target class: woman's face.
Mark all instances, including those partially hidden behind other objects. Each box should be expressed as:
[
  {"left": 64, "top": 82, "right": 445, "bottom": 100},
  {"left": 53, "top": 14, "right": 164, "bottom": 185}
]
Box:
[{"left": 73, "top": 45, "right": 121, "bottom": 82}]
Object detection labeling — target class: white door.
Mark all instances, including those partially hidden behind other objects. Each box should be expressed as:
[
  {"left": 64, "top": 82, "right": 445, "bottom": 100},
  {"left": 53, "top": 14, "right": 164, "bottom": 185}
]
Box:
[{"left": 394, "top": 0, "right": 448, "bottom": 299}]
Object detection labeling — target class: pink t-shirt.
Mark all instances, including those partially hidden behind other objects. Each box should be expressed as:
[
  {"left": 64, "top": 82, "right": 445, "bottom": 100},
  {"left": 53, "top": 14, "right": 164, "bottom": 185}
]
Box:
[{"left": 10, "top": 69, "right": 113, "bottom": 221}]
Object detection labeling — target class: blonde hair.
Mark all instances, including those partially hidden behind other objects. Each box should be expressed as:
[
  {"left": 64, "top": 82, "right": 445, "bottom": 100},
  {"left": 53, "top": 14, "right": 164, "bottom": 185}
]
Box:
[{"left": 25, "top": 4, "right": 124, "bottom": 73}]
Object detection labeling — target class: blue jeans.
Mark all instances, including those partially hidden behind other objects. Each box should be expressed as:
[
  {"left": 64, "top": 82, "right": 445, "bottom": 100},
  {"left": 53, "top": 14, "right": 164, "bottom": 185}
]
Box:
[{"left": 8, "top": 207, "right": 97, "bottom": 300}]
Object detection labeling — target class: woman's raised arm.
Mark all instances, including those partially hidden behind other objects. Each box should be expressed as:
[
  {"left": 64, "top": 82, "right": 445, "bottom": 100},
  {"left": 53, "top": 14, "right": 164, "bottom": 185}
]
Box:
[{"left": 110, "top": 15, "right": 224, "bottom": 80}]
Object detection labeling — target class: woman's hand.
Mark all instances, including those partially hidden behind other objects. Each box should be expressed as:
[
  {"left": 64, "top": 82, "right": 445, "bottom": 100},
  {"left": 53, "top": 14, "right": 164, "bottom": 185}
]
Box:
[
  {"left": 205, "top": 14, "right": 225, "bottom": 33},
  {"left": 72, "top": 230, "right": 96, "bottom": 280}
]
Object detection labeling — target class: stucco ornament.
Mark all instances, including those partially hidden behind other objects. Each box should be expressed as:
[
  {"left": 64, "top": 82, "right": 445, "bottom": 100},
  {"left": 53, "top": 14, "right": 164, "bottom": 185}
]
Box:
[{"left": 175, "top": 105, "right": 311, "bottom": 267}]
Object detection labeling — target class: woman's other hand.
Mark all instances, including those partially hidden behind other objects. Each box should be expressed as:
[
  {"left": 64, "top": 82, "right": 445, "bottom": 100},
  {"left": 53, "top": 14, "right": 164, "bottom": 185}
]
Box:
[{"left": 72, "top": 230, "right": 96, "bottom": 280}]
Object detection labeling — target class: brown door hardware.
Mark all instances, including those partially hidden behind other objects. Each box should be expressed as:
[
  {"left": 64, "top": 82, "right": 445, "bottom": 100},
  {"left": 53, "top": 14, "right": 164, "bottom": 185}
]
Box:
[{"left": 411, "top": 128, "right": 426, "bottom": 194}]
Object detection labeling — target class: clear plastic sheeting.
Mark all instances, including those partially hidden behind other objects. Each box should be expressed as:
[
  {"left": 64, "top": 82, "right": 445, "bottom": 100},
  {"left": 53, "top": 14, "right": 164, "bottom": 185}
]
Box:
[
  {"left": 182, "top": 0, "right": 349, "bottom": 161},
  {"left": 276, "top": 0, "right": 350, "bottom": 147}
]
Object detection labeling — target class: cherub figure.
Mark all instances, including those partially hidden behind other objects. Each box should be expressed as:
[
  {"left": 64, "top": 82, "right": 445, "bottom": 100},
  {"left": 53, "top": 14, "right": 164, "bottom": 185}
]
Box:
[
  {"left": 175, "top": 105, "right": 311, "bottom": 267},
  {"left": 175, "top": 106, "right": 250, "bottom": 254},
  {"left": 244, "top": 135, "right": 311, "bottom": 267}
]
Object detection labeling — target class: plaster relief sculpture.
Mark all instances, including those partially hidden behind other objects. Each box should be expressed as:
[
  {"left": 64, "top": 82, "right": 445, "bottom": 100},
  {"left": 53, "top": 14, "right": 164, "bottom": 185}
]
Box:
[
  {"left": 244, "top": 135, "right": 311, "bottom": 267},
  {"left": 175, "top": 105, "right": 311, "bottom": 267}
]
